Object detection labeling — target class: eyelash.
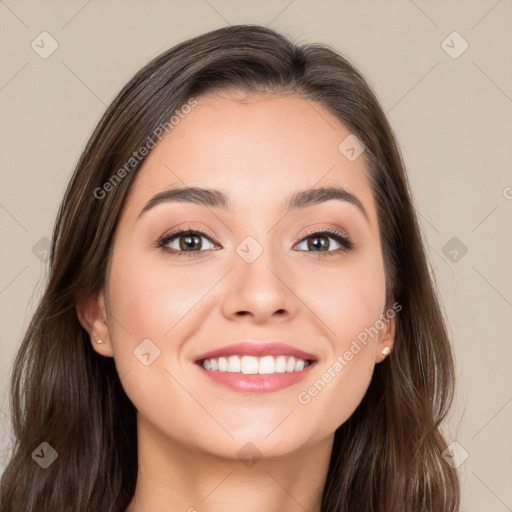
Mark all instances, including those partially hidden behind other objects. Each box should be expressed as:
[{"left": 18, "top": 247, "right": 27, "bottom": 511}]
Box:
[
  {"left": 156, "top": 226, "right": 355, "bottom": 258},
  {"left": 156, "top": 224, "right": 218, "bottom": 258},
  {"left": 299, "top": 227, "right": 355, "bottom": 257}
]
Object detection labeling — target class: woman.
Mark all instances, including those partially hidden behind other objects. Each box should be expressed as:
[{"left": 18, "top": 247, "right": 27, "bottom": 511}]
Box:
[{"left": 0, "top": 24, "right": 460, "bottom": 511}]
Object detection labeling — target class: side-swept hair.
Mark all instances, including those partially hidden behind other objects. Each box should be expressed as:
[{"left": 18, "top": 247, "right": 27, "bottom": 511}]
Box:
[{"left": 0, "top": 24, "right": 460, "bottom": 512}]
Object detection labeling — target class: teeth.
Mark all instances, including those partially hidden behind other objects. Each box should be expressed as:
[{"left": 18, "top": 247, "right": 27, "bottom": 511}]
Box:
[
  {"left": 241, "top": 355, "right": 259, "bottom": 374},
  {"left": 258, "top": 355, "right": 274, "bottom": 374},
  {"left": 227, "top": 355, "right": 240, "bottom": 372},
  {"left": 200, "top": 355, "right": 312, "bottom": 374},
  {"left": 218, "top": 357, "right": 228, "bottom": 372},
  {"left": 275, "top": 355, "right": 287, "bottom": 373}
]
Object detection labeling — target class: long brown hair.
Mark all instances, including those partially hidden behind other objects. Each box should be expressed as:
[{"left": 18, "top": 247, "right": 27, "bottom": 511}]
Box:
[{"left": 0, "top": 24, "right": 460, "bottom": 511}]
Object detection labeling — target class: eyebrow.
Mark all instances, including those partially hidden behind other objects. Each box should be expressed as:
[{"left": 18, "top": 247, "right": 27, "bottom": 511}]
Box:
[{"left": 137, "top": 185, "right": 369, "bottom": 222}]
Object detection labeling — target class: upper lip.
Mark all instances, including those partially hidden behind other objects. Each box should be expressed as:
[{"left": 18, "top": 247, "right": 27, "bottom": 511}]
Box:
[{"left": 193, "top": 341, "right": 318, "bottom": 363}]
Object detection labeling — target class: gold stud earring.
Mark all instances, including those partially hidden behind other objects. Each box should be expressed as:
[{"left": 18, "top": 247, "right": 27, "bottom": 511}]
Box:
[{"left": 381, "top": 346, "right": 391, "bottom": 355}]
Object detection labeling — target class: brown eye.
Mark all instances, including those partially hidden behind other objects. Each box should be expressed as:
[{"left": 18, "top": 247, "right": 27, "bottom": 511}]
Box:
[
  {"left": 158, "top": 229, "right": 219, "bottom": 257},
  {"left": 295, "top": 228, "right": 354, "bottom": 255}
]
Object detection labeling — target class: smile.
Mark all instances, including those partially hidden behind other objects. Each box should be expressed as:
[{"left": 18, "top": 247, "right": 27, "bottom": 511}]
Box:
[
  {"left": 195, "top": 357, "right": 317, "bottom": 393},
  {"left": 193, "top": 341, "right": 318, "bottom": 393},
  {"left": 200, "top": 355, "right": 313, "bottom": 374}
]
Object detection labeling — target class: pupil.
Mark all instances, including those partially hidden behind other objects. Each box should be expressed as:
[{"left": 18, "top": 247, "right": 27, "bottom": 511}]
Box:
[
  {"left": 309, "top": 236, "right": 328, "bottom": 251},
  {"left": 181, "top": 234, "right": 200, "bottom": 250}
]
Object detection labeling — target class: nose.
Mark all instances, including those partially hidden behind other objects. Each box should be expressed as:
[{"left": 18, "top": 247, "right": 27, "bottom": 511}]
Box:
[{"left": 220, "top": 250, "right": 298, "bottom": 325}]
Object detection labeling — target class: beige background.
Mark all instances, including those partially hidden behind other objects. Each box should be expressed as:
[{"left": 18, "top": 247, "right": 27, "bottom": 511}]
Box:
[{"left": 1, "top": 1, "right": 511, "bottom": 509}]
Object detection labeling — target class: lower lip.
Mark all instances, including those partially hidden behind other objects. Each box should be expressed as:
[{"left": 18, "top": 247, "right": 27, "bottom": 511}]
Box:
[{"left": 195, "top": 361, "right": 317, "bottom": 393}]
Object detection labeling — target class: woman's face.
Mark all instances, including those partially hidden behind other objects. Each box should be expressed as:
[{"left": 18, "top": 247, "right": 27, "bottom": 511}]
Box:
[{"left": 87, "top": 90, "right": 394, "bottom": 458}]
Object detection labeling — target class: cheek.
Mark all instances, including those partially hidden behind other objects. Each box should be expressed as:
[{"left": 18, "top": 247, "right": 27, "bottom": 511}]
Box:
[
  {"left": 292, "top": 250, "right": 386, "bottom": 432},
  {"left": 105, "top": 250, "right": 215, "bottom": 435},
  {"left": 300, "top": 250, "right": 387, "bottom": 349},
  {"left": 107, "top": 248, "right": 211, "bottom": 344}
]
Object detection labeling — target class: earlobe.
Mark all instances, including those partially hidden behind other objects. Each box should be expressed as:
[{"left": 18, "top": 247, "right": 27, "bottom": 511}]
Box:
[
  {"left": 381, "top": 346, "right": 391, "bottom": 356},
  {"left": 76, "top": 289, "right": 114, "bottom": 357},
  {"left": 376, "top": 315, "right": 395, "bottom": 363}
]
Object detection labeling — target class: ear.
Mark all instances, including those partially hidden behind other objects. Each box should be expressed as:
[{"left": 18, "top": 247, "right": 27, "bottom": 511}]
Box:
[
  {"left": 375, "top": 313, "right": 396, "bottom": 364},
  {"left": 76, "top": 288, "right": 114, "bottom": 357}
]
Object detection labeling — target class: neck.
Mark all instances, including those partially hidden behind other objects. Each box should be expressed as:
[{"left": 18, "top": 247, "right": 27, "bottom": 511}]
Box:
[{"left": 126, "top": 414, "right": 333, "bottom": 512}]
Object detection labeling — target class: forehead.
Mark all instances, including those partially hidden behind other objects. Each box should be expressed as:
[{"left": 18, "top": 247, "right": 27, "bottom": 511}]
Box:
[{"left": 121, "top": 91, "right": 376, "bottom": 222}]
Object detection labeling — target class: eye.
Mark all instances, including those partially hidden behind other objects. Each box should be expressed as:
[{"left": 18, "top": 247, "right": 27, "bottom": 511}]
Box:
[
  {"left": 294, "top": 227, "right": 354, "bottom": 256},
  {"left": 157, "top": 227, "right": 220, "bottom": 257},
  {"left": 156, "top": 226, "right": 354, "bottom": 258}
]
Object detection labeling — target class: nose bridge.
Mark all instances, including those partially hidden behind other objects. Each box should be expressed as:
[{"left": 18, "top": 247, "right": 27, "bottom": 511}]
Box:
[{"left": 221, "top": 230, "right": 295, "bottom": 321}]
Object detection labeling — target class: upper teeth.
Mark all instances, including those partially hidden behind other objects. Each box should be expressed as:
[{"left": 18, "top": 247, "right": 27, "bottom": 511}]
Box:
[{"left": 201, "top": 355, "right": 311, "bottom": 374}]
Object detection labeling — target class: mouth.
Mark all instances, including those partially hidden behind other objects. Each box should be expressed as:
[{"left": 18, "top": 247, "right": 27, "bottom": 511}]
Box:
[
  {"left": 193, "top": 341, "right": 318, "bottom": 393},
  {"left": 197, "top": 354, "right": 315, "bottom": 374}
]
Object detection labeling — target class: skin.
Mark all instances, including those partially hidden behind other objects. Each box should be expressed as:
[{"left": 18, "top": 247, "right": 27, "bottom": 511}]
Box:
[{"left": 78, "top": 90, "right": 395, "bottom": 512}]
